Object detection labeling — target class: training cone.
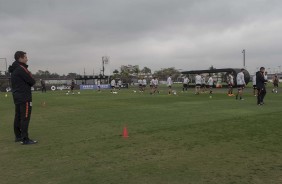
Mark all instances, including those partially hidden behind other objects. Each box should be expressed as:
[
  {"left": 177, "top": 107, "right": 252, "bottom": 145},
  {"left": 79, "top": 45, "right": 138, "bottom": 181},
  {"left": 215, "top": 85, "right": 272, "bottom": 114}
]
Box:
[{"left": 123, "top": 126, "right": 129, "bottom": 138}]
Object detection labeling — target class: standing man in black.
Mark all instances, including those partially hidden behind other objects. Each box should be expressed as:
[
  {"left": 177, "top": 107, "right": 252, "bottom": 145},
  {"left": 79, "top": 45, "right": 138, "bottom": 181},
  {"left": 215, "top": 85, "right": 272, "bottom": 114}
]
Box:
[
  {"left": 8, "top": 51, "right": 37, "bottom": 145},
  {"left": 40, "top": 79, "right": 47, "bottom": 93},
  {"left": 256, "top": 67, "right": 268, "bottom": 106}
]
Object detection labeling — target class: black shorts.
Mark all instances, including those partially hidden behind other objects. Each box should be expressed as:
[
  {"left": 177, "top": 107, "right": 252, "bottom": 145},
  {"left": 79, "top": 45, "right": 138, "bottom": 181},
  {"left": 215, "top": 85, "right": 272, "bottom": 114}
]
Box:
[
  {"left": 111, "top": 86, "right": 115, "bottom": 89},
  {"left": 196, "top": 84, "right": 201, "bottom": 87},
  {"left": 201, "top": 84, "right": 206, "bottom": 88},
  {"left": 274, "top": 84, "right": 278, "bottom": 87},
  {"left": 253, "top": 85, "right": 257, "bottom": 89},
  {"left": 228, "top": 84, "right": 233, "bottom": 88},
  {"left": 237, "top": 85, "right": 244, "bottom": 89},
  {"left": 139, "top": 84, "right": 142, "bottom": 87},
  {"left": 168, "top": 85, "right": 172, "bottom": 89},
  {"left": 183, "top": 84, "right": 188, "bottom": 88}
]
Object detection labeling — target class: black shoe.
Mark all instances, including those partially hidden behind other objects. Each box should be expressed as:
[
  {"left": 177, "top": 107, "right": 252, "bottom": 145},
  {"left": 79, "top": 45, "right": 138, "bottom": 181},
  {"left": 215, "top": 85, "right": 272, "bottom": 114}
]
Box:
[
  {"left": 15, "top": 137, "right": 22, "bottom": 142},
  {"left": 21, "top": 139, "right": 38, "bottom": 145}
]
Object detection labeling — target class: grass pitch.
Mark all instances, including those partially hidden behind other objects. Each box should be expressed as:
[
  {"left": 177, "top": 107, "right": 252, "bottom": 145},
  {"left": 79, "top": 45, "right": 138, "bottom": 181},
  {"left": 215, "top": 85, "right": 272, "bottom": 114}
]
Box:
[{"left": 1, "top": 85, "right": 282, "bottom": 184}]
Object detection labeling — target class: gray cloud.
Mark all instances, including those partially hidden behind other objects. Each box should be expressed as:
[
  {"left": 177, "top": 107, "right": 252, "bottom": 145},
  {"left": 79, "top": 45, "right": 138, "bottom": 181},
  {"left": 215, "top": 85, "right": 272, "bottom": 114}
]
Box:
[{"left": 1, "top": 0, "right": 282, "bottom": 75}]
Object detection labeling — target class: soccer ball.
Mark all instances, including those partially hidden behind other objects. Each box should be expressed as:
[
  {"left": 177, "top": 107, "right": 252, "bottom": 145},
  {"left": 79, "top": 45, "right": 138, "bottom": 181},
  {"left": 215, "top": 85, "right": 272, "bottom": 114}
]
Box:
[
  {"left": 133, "top": 90, "right": 137, "bottom": 93},
  {"left": 5, "top": 94, "right": 8, "bottom": 97},
  {"left": 78, "top": 92, "right": 80, "bottom": 94},
  {"left": 66, "top": 93, "right": 69, "bottom": 95}
]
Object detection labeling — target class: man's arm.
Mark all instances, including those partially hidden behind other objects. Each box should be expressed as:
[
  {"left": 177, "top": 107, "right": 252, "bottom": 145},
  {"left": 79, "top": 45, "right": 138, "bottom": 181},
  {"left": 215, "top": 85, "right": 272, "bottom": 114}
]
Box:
[{"left": 19, "top": 67, "right": 36, "bottom": 86}]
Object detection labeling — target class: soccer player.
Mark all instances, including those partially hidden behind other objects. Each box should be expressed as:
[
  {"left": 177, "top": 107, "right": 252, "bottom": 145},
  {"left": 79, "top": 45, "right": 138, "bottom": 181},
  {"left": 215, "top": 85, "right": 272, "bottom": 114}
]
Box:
[
  {"left": 195, "top": 74, "right": 202, "bottom": 95},
  {"left": 227, "top": 73, "right": 234, "bottom": 96},
  {"left": 252, "top": 74, "right": 257, "bottom": 96},
  {"left": 110, "top": 78, "right": 116, "bottom": 93},
  {"left": 150, "top": 78, "right": 155, "bottom": 94},
  {"left": 70, "top": 79, "right": 75, "bottom": 94},
  {"left": 8, "top": 51, "right": 37, "bottom": 145},
  {"left": 152, "top": 77, "right": 159, "bottom": 94},
  {"left": 142, "top": 78, "right": 147, "bottom": 92},
  {"left": 118, "top": 79, "right": 122, "bottom": 90},
  {"left": 272, "top": 74, "right": 279, "bottom": 93},
  {"left": 183, "top": 76, "right": 189, "bottom": 92},
  {"left": 167, "top": 75, "right": 173, "bottom": 95},
  {"left": 138, "top": 78, "right": 143, "bottom": 92},
  {"left": 236, "top": 69, "right": 246, "bottom": 100},
  {"left": 97, "top": 80, "right": 101, "bottom": 92},
  {"left": 201, "top": 75, "right": 206, "bottom": 93},
  {"left": 207, "top": 75, "right": 214, "bottom": 94},
  {"left": 256, "top": 67, "right": 268, "bottom": 105}
]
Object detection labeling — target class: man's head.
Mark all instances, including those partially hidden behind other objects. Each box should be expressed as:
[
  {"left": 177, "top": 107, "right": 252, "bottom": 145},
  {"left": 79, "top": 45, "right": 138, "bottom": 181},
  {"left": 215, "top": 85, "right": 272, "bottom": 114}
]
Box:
[
  {"left": 260, "top": 67, "right": 265, "bottom": 73},
  {"left": 14, "top": 51, "right": 28, "bottom": 64},
  {"left": 241, "top": 68, "right": 245, "bottom": 72}
]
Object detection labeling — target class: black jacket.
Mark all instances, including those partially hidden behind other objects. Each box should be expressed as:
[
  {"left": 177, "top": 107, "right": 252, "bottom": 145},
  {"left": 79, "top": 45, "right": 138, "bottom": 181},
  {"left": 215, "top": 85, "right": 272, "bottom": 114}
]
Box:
[
  {"left": 9, "top": 61, "right": 35, "bottom": 104},
  {"left": 256, "top": 71, "right": 267, "bottom": 89}
]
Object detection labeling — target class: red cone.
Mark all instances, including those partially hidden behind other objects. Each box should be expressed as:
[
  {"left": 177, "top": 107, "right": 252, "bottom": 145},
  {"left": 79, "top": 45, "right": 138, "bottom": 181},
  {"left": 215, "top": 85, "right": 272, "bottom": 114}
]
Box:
[{"left": 123, "top": 126, "right": 128, "bottom": 138}]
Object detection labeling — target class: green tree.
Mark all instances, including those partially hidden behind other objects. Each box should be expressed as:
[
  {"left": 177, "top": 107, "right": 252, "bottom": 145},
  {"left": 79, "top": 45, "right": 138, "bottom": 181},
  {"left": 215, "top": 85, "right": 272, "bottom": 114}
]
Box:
[
  {"left": 153, "top": 67, "right": 180, "bottom": 81},
  {"left": 132, "top": 65, "right": 140, "bottom": 76},
  {"left": 113, "top": 69, "right": 119, "bottom": 75},
  {"left": 141, "top": 67, "right": 151, "bottom": 75}
]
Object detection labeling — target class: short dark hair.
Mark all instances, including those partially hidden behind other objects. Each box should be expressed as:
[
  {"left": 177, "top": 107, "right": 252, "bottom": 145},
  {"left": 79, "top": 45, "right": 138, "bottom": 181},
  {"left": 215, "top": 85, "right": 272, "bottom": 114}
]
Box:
[
  {"left": 14, "top": 51, "right": 26, "bottom": 61},
  {"left": 260, "top": 67, "right": 265, "bottom": 70},
  {"left": 241, "top": 68, "right": 245, "bottom": 71}
]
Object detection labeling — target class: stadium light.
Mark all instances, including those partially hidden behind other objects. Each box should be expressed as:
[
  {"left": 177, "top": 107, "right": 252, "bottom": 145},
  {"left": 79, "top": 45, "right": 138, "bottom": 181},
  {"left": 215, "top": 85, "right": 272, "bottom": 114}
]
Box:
[
  {"left": 101, "top": 56, "right": 109, "bottom": 76},
  {"left": 242, "top": 50, "right": 245, "bottom": 68}
]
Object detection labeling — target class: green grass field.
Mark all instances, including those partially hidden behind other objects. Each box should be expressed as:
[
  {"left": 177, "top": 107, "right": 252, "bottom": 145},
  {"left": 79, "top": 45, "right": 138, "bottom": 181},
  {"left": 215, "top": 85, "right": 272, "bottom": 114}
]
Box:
[{"left": 1, "top": 85, "right": 282, "bottom": 184}]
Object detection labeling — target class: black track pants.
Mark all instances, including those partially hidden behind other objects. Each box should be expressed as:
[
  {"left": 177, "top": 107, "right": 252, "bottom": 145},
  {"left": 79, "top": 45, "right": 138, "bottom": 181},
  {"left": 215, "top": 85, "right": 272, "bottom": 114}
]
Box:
[{"left": 14, "top": 102, "right": 32, "bottom": 140}]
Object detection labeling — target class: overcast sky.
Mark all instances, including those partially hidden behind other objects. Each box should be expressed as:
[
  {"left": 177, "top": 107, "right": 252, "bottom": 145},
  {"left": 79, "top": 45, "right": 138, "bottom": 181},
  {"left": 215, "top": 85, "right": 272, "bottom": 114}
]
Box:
[{"left": 0, "top": 0, "right": 282, "bottom": 75}]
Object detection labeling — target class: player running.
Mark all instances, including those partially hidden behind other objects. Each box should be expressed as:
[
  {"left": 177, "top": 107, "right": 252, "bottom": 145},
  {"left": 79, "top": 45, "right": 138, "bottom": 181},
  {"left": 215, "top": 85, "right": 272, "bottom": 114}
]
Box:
[{"left": 207, "top": 76, "right": 214, "bottom": 95}]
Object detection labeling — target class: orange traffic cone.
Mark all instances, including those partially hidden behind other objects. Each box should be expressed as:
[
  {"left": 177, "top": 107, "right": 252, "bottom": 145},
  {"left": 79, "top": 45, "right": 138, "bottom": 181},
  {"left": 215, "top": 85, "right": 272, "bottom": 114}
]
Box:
[{"left": 123, "top": 126, "right": 128, "bottom": 138}]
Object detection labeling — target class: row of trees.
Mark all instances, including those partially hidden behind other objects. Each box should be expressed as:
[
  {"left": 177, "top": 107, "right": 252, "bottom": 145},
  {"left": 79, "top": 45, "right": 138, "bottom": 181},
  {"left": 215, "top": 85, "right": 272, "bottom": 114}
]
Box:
[
  {"left": 112, "top": 66, "right": 181, "bottom": 82},
  {"left": 2, "top": 65, "right": 220, "bottom": 81}
]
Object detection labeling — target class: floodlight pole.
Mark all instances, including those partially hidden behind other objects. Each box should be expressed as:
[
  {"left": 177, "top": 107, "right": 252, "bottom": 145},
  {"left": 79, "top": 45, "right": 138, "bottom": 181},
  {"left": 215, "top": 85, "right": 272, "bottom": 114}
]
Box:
[
  {"left": 242, "top": 49, "right": 245, "bottom": 68},
  {"left": 102, "top": 59, "right": 105, "bottom": 76},
  {"left": 101, "top": 56, "right": 108, "bottom": 76}
]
